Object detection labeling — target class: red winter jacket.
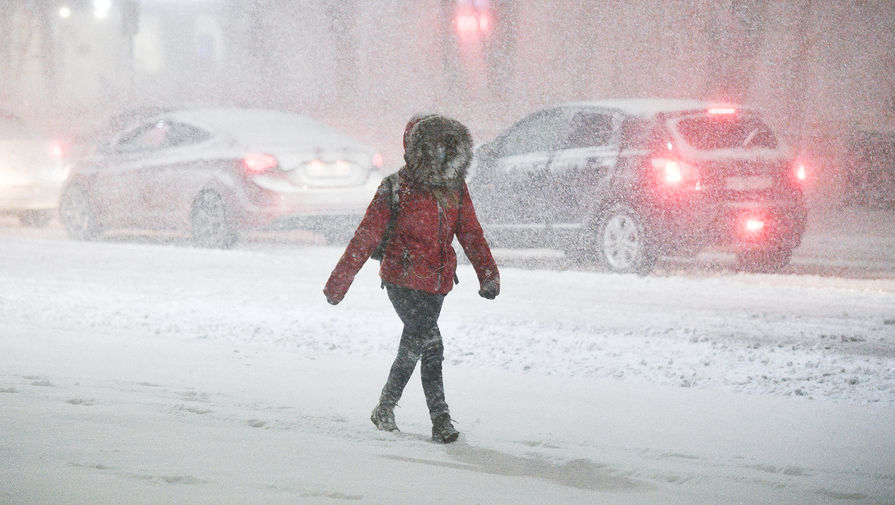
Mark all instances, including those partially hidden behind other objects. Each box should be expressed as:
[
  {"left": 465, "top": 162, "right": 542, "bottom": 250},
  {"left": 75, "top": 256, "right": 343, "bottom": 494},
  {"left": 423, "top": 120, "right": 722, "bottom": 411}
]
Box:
[{"left": 323, "top": 171, "right": 499, "bottom": 303}]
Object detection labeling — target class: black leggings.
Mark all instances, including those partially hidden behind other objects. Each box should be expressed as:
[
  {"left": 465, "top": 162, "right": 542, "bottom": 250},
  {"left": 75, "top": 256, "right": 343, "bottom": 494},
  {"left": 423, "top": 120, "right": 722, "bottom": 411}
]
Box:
[{"left": 378, "top": 284, "right": 449, "bottom": 421}]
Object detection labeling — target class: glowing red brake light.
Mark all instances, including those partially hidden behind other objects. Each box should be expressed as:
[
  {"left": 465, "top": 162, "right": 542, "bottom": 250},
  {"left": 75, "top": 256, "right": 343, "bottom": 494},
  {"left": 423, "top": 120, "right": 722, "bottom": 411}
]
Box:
[
  {"left": 455, "top": 6, "right": 492, "bottom": 35},
  {"left": 477, "top": 12, "right": 492, "bottom": 31},
  {"left": 707, "top": 107, "right": 737, "bottom": 115},
  {"left": 243, "top": 153, "right": 278, "bottom": 173},
  {"left": 745, "top": 218, "right": 765, "bottom": 232},
  {"left": 456, "top": 12, "right": 478, "bottom": 32},
  {"left": 651, "top": 158, "right": 698, "bottom": 187},
  {"left": 794, "top": 161, "right": 807, "bottom": 182},
  {"left": 663, "top": 160, "right": 683, "bottom": 183},
  {"left": 49, "top": 141, "right": 65, "bottom": 159}
]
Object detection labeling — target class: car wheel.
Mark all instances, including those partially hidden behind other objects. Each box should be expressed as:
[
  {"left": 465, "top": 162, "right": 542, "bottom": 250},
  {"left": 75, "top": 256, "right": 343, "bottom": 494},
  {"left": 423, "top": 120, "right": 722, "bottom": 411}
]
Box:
[
  {"left": 737, "top": 246, "right": 793, "bottom": 273},
  {"left": 19, "top": 210, "right": 51, "bottom": 227},
  {"left": 59, "top": 186, "right": 102, "bottom": 240},
  {"left": 597, "top": 205, "right": 657, "bottom": 275},
  {"left": 191, "top": 190, "right": 237, "bottom": 248}
]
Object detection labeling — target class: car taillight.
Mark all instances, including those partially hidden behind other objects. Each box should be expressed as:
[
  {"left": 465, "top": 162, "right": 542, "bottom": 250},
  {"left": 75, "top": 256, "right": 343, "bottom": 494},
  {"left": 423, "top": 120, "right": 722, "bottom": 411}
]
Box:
[
  {"left": 740, "top": 212, "right": 768, "bottom": 241},
  {"left": 49, "top": 141, "right": 65, "bottom": 159},
  {"left": 651, "top": 158, "right": 698, "bottom": 187},
  {"left": 707, "top": 107, "right": 737, "bottom": 115},
  {"left": 243, "top": 153, "right": 278, "bottom": 174},
  {"left": 745, "top": 217, "right": 765, "bottom": 232},
  {"left": 793, "top": 161, "right": 807, "bottom": 183}
]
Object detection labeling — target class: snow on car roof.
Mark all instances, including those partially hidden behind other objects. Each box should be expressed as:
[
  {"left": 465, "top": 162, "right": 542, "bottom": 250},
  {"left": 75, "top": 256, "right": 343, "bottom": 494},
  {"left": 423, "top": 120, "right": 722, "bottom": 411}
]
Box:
[
  {"left": 162, "top": 107, "right": 362, "bottom": 147},
  {"left": 561, "top": 98, "right": 743, "bottom": 118}
]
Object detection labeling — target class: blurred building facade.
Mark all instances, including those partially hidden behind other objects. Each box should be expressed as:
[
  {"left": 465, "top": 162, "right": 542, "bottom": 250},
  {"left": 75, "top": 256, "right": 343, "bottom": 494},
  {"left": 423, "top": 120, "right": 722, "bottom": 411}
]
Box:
[{"left": 2, "top": 0, "right": 893, "bottom": 201}]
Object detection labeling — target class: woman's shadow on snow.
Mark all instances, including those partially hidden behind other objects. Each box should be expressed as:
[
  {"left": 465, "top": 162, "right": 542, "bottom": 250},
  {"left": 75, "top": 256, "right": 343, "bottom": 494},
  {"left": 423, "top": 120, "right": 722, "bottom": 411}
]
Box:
[{"left": 381, "top": 438, "right": 643, "bottom": 492}]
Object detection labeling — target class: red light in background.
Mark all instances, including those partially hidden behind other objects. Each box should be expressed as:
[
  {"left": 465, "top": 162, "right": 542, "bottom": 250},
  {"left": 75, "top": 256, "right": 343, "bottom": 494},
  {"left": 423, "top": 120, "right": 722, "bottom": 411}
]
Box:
[
  {"left": 243, "top": 153, "right": 278, "bottom": 173},
  {"left": 455, "top": 10, "right": 479, "bottom": 33},
  {"left": 707, "top": 107, "right": 737, "bottom": 115},
  {"left": 49, "top": 141, "right": 65, "bottom": 159},
  {"left": 477, "top": 11, "right": 492, "bottom": 31},
  {"left": 663, "top": 160, "right": 683, "bottom": 184},
  {"left": 745, "top": 218, "right": 765, "bottom": 232},
  {"left": 651, "top": 158, "right": 699, "bottom": 186},
  {"left": 454, "top": 5, "right": 493, "bottom": 36},
  {"left": 794, "top": 161, "right": 807, "bottom": 182},
  {"left": 372, "top": 152, "right": 383, "bottom": 168},
  {"left": 739, "top": 211, "right": 769, "bottom": 241}
]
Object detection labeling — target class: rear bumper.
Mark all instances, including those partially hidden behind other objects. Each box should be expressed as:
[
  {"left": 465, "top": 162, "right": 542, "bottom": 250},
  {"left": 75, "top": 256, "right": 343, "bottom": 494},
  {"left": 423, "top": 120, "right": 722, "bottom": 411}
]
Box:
[
  {"left": 709, "top": 201, "right": 808, "bottom": 251},
  {"left": 645, "top": 197, "right": 807, "bottom": 254},
  {"left": 233, "top": 176, "right": 379, "bottom": 231}
]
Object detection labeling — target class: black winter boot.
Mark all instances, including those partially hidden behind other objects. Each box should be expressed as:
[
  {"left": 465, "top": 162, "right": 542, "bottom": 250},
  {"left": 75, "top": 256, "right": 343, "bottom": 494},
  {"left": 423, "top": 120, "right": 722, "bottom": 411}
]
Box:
[
  {"left": 431, "top": 413, "right": 459, "bottom": 443},
  {"left": 370, "top": 404, "right": 398, "bottom": 432}
]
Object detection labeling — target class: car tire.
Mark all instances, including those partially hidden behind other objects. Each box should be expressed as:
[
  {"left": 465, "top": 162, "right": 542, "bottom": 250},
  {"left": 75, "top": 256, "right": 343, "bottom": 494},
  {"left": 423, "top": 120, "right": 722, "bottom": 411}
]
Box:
[
  {"left": 191, "top": 190, "right": 237, "bottom": 249},
  {"left": 597, "top": 205, "right": 657, "bottom": 275},
  {"left": 59, "top": 186, "right": 102, "bottom": 240},
  {"left": 19, "top": 210, "right": 51, "bottom": 227},
  {"left": 737, "top": 246, "right": 793, "bottom": 273}
]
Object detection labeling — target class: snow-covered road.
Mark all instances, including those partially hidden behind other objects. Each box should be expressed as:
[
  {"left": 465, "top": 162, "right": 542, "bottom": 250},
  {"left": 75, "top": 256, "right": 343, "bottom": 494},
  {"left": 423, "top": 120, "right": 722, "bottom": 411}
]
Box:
[{"left": 1, "top": 207, "right": 894, "bottom": 504}]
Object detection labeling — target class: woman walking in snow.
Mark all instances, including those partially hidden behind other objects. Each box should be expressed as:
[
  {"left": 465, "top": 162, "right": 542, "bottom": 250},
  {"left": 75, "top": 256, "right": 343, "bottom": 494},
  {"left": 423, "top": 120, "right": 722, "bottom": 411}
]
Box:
[{"left": 323, "top": 113, "right": 500, "bottom": 443}]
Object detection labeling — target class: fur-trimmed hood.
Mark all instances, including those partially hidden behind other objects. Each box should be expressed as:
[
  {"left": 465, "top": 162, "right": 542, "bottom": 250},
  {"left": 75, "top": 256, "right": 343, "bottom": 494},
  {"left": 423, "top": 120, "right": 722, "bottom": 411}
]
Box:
[{"left": 402, "top": 114, "right": 473, "bottom": 189}]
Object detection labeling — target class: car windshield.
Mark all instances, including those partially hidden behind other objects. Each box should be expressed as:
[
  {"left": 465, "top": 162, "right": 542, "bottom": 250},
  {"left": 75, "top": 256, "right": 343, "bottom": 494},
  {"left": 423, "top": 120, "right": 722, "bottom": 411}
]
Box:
[{"left": 674, "top": 113, "right": 778, "bottom": 150}]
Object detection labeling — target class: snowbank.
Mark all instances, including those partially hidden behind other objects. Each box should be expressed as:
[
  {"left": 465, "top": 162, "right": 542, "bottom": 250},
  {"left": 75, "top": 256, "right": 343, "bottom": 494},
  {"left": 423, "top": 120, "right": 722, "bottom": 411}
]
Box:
[{"left": 1, "top": 217, "right": 893, "bottom": 503}]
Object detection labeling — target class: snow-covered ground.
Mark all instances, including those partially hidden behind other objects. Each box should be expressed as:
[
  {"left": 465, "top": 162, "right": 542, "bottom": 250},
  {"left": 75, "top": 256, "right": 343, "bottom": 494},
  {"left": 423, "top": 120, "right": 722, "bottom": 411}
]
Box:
[{"left": 1, "top": 207, "right": 894, "bottom": 504}]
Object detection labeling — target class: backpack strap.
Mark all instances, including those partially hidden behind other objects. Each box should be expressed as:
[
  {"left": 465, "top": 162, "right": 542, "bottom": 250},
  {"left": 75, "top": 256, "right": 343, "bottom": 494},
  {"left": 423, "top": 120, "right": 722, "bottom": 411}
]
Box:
[
  {"left": 452, "top": 183, "right": 466, "bottom": 285},
  {"left": 458, "top": 183, "right": 465, "bottom": 219},
  {"left": 372, "top": 173, "right": 402, "bottom": 268},
  {"left": 388, "top": 173, "right": 401, "bottom": 210}
]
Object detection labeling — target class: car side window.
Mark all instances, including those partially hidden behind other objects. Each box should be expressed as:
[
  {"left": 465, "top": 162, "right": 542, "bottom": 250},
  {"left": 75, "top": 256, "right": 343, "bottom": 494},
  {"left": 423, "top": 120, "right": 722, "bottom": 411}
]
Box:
[
  {"left": 499, "top": 110, "right": 566, "bottom": 157},
  {"left": 164, "top": 123, "right": 210, "bottom": 148},
  {"left": 114, "top": 120, "right": 209, "bottom": 152},
  {"left": 563, "top": 111, "right": 614, "bottom": 149},
  {"left": 115, "top": 120, "right": 170, "bottom": 152}
]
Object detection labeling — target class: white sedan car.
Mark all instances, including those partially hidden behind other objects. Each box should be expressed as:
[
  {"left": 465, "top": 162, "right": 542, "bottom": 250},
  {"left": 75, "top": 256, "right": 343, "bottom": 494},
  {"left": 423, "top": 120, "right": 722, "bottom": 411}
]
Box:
[
  {"left": 0, "top": 111, "right": 67, "bottom": 226},
  {"left": 60, "top": 107, "right": 383, "bottom": 247}
]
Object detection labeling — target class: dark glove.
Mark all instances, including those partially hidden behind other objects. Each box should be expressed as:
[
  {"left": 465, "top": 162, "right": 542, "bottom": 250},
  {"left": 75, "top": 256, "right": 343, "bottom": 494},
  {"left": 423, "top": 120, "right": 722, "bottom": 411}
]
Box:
[
  {"left": 478, "top": 278, "right": 499, "bottom": 300},
  {"left": 323, "top": 287, "right": 343, "bottom": 305},
  {"left": 323, "top": 274, "right": 348, "bottom": 306}
]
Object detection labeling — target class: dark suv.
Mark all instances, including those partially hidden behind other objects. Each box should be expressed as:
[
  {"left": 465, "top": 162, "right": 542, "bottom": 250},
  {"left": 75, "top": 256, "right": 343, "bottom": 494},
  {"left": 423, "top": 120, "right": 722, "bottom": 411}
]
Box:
[{"left": 469, "top": 99, "right": 808, "bottom": 274}]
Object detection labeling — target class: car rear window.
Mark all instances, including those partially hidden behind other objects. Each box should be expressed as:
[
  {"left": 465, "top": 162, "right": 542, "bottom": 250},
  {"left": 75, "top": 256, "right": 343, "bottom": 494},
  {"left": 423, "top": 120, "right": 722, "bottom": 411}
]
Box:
[{"left": 674, "top": 114, "right": 778, "bottom": 150}]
